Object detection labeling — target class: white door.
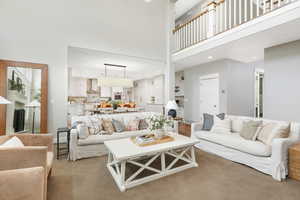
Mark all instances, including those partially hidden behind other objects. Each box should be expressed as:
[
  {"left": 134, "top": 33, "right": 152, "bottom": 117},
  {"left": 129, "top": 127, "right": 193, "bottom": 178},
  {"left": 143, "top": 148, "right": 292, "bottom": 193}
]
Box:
[{"left": 199, "top": 75, "right": 219, "bottom": 118}]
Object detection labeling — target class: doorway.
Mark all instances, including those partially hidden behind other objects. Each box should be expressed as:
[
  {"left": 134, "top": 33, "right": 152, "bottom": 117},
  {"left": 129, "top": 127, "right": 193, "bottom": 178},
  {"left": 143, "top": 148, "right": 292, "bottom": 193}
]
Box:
[
  {"left": 199, "top": 74, "right": 219, "bottom": 118},
  {"left": 255, "top": 69, "right": 264, "bottom": 118}
]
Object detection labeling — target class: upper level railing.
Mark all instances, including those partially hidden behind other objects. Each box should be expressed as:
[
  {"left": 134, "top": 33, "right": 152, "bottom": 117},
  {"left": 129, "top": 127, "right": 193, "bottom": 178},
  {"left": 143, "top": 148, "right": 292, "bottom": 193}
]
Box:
[{"left": 173, "top": 0, "right": 299, "bottom": 52}]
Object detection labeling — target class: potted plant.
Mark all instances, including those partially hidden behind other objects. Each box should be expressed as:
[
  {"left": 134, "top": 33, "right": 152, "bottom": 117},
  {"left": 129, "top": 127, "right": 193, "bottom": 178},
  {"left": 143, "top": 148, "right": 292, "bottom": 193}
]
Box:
[
  {"left": 148, "top": 115, "right": 173, "bottom": 138},
  {"left": 110, "top": 100, "right": 122, "bottom": 110}
]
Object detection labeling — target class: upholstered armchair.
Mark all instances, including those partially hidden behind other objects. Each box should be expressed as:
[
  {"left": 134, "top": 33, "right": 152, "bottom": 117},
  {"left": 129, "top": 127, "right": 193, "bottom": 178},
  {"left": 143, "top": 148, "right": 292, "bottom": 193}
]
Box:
[
  {"left": 0, "top": 134, "right": 54, "bottom": 200},
  {"left": 0, "top": 167, "right": 45, "bottom": 200}
]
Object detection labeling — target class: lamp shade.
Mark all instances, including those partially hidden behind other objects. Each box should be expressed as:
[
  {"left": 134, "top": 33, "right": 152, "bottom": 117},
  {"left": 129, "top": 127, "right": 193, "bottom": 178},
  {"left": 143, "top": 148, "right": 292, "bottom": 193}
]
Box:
[
  {"left": 98, "top": 77, "right": 133, "bottom": 88},
  {"left": 166, "top": 100, "right": 178, "bottom": 110},
  {"left": 25, "top": 100, "right": 41, "bottom": 108},
  {"left": 0, "top": 96, "right": 11, "bottom": 104}
]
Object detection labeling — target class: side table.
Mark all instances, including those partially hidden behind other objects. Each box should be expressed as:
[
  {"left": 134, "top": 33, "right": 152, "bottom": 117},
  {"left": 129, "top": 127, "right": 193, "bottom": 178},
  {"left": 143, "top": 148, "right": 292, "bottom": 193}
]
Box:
[
  {"left": 56, "top": 127, "right": 71, "bottom": 160},
  {"left": 178, "top": 121, "right": 192, "bottom": 137},
  {"left": 289, "top": 142, "right": 300, "bottom": 181}
]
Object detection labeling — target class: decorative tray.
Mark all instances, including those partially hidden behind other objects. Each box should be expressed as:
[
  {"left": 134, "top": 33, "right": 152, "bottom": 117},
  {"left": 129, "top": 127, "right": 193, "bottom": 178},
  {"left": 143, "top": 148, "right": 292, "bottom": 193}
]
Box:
[{"left": 131, "top": 134, "right": 174, "bottom": 147}]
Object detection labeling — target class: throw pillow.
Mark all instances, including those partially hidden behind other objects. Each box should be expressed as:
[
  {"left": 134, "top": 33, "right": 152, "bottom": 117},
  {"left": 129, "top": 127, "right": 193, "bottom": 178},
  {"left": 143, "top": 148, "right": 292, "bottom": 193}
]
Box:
[
  {"left": 0, "top": 136, "right": 24, "bottom": 147},
  {"left": 71, "top": 121, "right": 84, "bottom": 129},
  {"left": 139, "top": 119, "right": 149, "bottom": 130},
  {"left": 88, "top": 117, "right": 102, "bottom": 134},
  {"left": 77, "top": 124, "right": 89, "bottom": 139},
  {"left": 240, "top": 120, "right": 262, "bottom": 140},
  {"left": 257, "top": 123, "right": 277, "bottom": 144},
  {"left": 216, "top": 113, "right": 225, "bottom": 120},
  {"left": 112, "top": 119, "right": 125, "bottom": 133},
  {"left": 88, "top": 128, "right": 109, "bottom": 135},
  {"left": 126, "top": 119, "right": 140, "bottom": 131},
  {"left": 202, "top": 113, "right": 226, "bottom": 131},
  {"left": 210, "top": 117, "right": 231, "bottom": 134},
  {"left": 257, "top": 123, "right": 290, "bottom": 145},
  {"left": 231, "top": 119, "right": 244, "bottom": 133},
  {"left": 102, "top": 119, "right": 115, "bottom": 134},
  {"left": 202, "top": 113, "right": 214, "bottom": 131}
]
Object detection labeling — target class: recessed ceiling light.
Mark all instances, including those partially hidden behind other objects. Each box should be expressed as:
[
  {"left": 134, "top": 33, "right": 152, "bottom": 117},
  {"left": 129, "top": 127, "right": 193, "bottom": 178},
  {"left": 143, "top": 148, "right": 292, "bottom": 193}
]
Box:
[
  {"left": 144, "top": 0, "right": 152, "bottom": 2},
  {"left": 208, "top": 56, "right": 213, "bottom": 59}
]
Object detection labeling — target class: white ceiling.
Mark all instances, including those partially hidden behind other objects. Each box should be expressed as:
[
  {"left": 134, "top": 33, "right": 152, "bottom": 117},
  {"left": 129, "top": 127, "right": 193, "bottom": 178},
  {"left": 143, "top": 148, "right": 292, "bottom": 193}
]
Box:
[
  {"left": 175, "top": 0, "right": 205, "bottom": 19},
  {"left": 68, "top": 47, "right": 166, "bottom": 80}
]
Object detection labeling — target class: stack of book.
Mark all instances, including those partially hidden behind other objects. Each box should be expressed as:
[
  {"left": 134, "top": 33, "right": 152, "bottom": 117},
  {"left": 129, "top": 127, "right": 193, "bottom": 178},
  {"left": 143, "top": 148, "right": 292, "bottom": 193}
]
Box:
[{"left": 135, "top": 135, "right": 155, "bottom": 146}]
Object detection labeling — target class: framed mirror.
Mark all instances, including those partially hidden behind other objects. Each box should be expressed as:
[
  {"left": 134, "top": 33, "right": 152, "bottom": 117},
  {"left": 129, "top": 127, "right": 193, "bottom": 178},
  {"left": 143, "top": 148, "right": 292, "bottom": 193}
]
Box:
[{"left": 0, "top": 60, "right": 48, "bottom": 135}]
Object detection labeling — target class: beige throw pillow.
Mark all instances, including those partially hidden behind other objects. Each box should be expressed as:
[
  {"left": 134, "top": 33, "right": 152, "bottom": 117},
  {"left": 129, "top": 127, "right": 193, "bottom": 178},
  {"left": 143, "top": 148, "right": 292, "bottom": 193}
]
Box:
[
  {"left": 240, "top": 120, "right": 262, "bottom": 140},
  {"left": 102, "top": 119, "right": 115, "bottom": 134},
  {"left": 126, "top": 119, "right": 140, "bottom": 131},
  {"left": 77, "top": 124, "right": 89, "bottom": 139},
  {"left": 257, "top": 123, "right": 290, "bottom": 145},
  {"left": 231, "top": 119, "right": 244, "bottom": 133},
  {"left": 211, "top": 117, "right": 231, "bottom": 134}
]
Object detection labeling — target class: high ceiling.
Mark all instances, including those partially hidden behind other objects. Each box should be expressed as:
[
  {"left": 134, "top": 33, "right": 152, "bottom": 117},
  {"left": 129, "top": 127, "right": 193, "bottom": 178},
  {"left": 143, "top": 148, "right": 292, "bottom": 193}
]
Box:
[
  {"left": 176, "top": 0, "right": 206, "bottom": 19},
  {"left": 68, "top": 47, "right": 165, "bottom": 80}
]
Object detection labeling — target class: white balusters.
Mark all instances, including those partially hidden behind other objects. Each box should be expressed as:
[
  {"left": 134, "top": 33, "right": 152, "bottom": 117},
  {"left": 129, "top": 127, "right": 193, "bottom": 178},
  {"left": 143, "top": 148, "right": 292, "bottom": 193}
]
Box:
[
  {"left": 239, "top": 0, "right": 242, "bottom": 24},
  {"left": 234, "top": 0, "right": 237, "bottom": 26},
  {"left": 245, "top": 0, "right": 248, "bottom": 22},
  {"left": 216, "top": 3, "right": 219, "bottom": 33},
  {"left": 224, "top": 0, "right": 228, "bottom": 30},
  {"left": 204, "top": 13, "right": 207, "bottom": 40},
  {"left": 173, "top": 0, "right": 299, "bottom": 52},
  {"left": 220, "top": 2, "right": 223, "bottom": 32},
  {"left": 229, "top": 0, "right": 232, "bottom": 29},
  {"left": 257, "top": 0, "right": 260, "bottom": 17},
  {"left": 196, "top": 17, "right": 199, "bottom": 43},
  {"left": 263, "top": 0, "right": 267, "bottom": 14},
  {"left": 271, "top": 0, "right": 274, "bottom": 10}
]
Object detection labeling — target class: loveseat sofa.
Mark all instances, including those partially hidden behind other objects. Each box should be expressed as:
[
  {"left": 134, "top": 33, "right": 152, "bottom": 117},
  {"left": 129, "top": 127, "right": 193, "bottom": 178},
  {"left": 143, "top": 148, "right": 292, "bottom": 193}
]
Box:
[
  {"left": 70, "top": 112, "right": 177, "bottom": 161},
  {"left": 191, "top": 115, "right": 300, "bottom": 181}
]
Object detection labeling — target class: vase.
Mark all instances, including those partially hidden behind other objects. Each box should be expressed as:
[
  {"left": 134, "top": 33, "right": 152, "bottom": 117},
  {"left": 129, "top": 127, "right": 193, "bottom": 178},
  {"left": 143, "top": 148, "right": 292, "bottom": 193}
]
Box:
[{"left": 155, "top": 129, "right": 165, "bottom": 138}]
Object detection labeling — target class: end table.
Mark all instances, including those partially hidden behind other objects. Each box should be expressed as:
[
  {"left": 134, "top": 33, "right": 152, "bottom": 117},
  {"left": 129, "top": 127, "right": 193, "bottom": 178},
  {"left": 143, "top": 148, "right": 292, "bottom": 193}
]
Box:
[
  {"left": 289, "top": 143, "right": 300, "bottom": 181},
  {"left": 56, "top": 127, "right": 71, "bottom": 160},
  {"left": 178, "top": 121, "right": 192, "bottom": 137}
]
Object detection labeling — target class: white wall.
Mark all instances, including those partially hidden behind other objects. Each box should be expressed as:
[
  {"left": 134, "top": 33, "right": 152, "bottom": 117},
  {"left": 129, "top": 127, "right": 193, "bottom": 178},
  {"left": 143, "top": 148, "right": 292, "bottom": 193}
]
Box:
[
  {"left": 0, "top": 0, "right": 168, "bottom": 133},
  {"left": 184, "top": 60, "right": 229, "bottom": 121},
  {"left": 263, "top": 40, "right": 300, "bottom": 122},
  {"left": 134, "top": 75, "right": 165, "bottom": 107},
  {"left": 134, "top": 79, "right": 148, "bottom": 107},
  {"left": 175, "top": 71, "right": 185, "bottom": 96},
  {"left": 184, "top": 59, "right": 255, "bottom": 121},
  {"left": 227, "top": 61, "right": 256, "bottom": 117},
  {"left": 69, "top": 77, "right": 87, "bottom": 97}
]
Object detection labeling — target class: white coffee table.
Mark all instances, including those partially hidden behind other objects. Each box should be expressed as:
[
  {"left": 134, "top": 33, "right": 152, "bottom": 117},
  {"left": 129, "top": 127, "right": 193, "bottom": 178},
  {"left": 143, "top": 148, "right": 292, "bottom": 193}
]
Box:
[{"left": 104, "top": 134, "right": 199, "bottom": 192}]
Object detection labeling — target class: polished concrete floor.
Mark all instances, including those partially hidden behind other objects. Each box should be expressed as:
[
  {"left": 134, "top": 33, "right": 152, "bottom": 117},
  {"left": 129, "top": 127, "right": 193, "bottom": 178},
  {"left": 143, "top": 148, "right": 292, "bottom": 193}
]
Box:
[{"left": 48, "top": 150, "right": 300, "bottom": 200}]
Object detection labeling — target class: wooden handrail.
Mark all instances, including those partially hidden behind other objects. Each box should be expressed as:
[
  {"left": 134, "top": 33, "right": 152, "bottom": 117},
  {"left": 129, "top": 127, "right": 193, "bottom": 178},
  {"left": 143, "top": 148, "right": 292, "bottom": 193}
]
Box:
[
  {"left": 173, "top": 0, "right": 226, "bottom": 34},
  {"left": 216, "top": 0, "right": 225, "bottom": 6},
  {"left": 173, "top": 9, "right": 208, "bottom": 33}
]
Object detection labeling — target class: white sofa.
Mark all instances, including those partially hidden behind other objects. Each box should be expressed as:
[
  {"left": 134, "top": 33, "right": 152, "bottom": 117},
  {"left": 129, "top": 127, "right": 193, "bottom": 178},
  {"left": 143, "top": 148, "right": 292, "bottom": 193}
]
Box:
[
  {"left": 191, "top": 115, "right": 300, "bottom": 181},
  {"left": 69, "top": 112, "right": 178, "bottom": 161}
]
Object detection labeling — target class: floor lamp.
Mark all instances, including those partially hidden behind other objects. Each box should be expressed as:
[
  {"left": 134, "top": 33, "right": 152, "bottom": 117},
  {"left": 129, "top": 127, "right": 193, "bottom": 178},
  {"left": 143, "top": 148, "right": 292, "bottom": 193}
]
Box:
[{"left": 25, "top": 100, "right": 40, "bottom": 134}]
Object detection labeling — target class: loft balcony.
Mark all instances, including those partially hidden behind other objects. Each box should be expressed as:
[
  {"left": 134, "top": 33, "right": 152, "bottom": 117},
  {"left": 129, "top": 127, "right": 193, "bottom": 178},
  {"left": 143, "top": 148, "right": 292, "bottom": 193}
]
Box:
[{"left": 173, "top": 0, "right": 300, "bottom": 69}]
